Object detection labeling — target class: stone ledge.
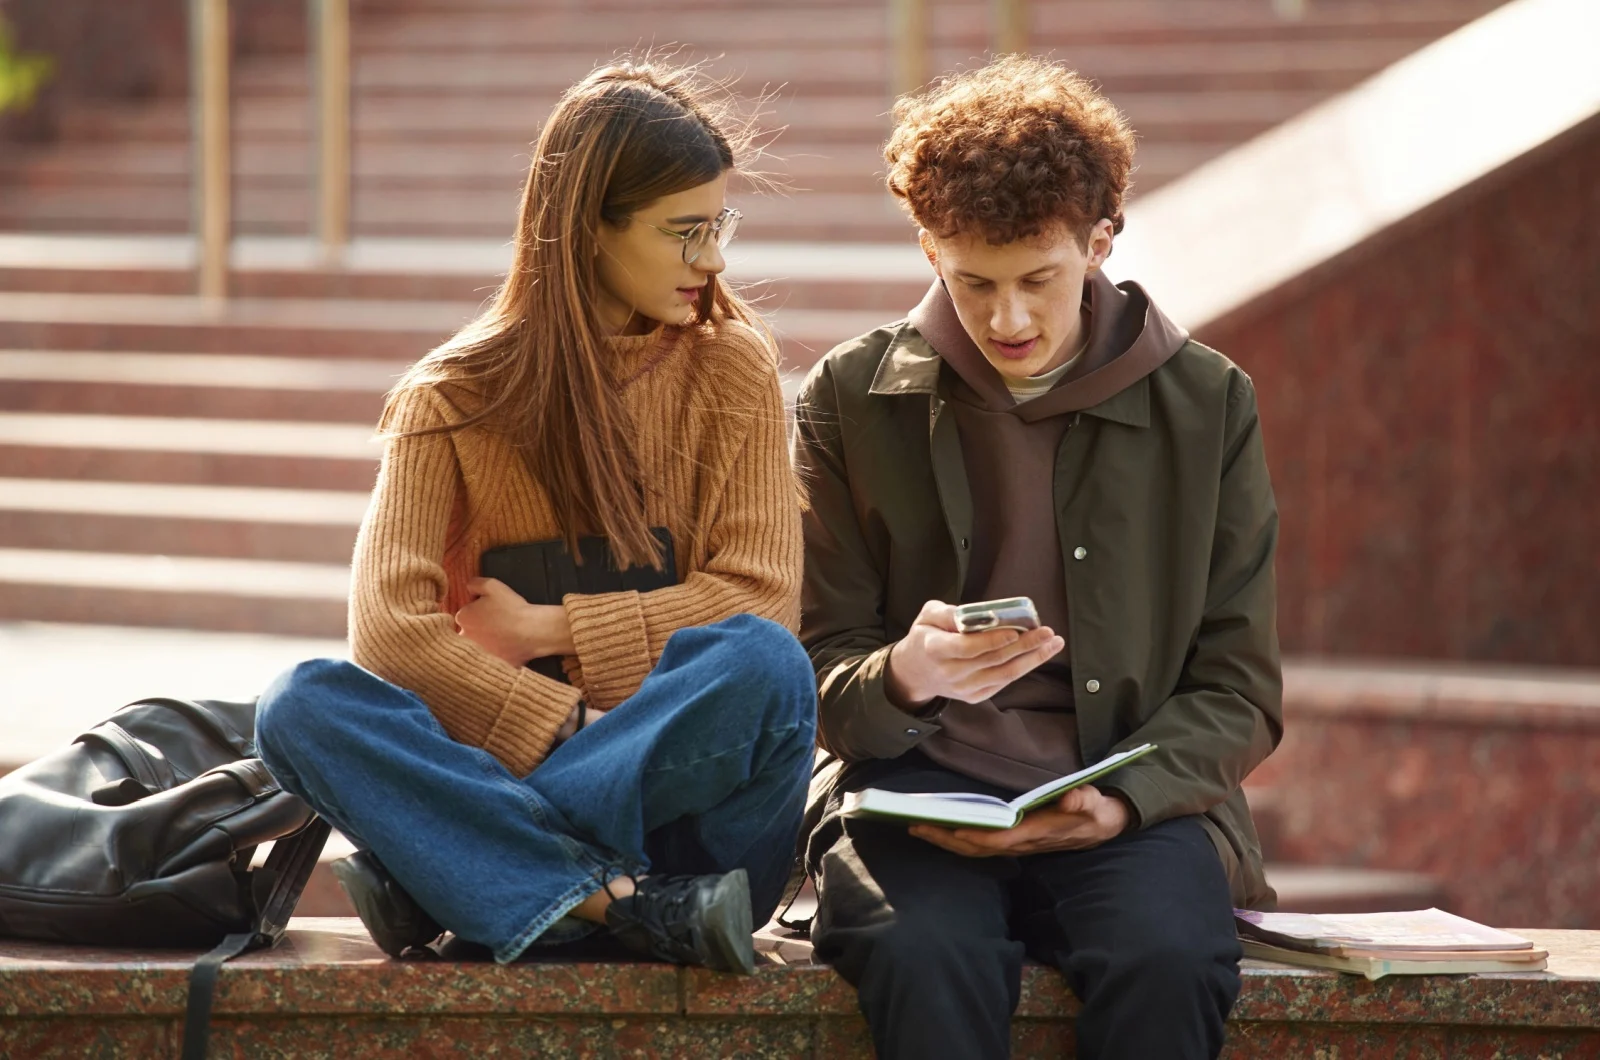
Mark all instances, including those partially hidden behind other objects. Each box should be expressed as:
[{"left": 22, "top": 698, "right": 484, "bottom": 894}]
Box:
[{"left": 2, "top": 919, "right": 1597, "bottom": 1059}]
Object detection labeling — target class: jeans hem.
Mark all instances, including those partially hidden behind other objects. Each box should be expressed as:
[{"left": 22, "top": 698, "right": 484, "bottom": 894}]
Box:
[{"left": 493, "top": 861, "right": 646, "bottom": 964}]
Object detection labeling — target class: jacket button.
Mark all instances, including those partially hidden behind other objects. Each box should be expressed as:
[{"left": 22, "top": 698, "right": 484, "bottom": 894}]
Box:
[
  {"left": 1073, "top": 546, "right": 1088, "bottom": 560},
  {"left": 960, "top": 537, "right": 970, "bottom": 550},
  {"left": 1085, "top": 679, "right": 1101, "bottom": 693},
  {"left": 905, "top": 728, "right": 920, "bottom": 736}
]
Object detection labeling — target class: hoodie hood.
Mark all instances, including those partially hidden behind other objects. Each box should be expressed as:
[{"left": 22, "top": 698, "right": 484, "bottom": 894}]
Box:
[{"left": 906, "top": 269, "right": 1190, "bottom": 422}]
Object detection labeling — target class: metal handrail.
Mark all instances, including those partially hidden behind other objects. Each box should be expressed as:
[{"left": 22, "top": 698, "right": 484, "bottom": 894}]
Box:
[
  {"left": 993, "top": 0, "right": 1027, "bottom": 56},
  {"left": 313, "top": 0, "right": 351, "bottom": 266},
  {"left": 889, "top": 0, "right": 929, "bottom": 99},
  {"left": 888, "top": 0, "right": 1029, "bottom": 99},
  {"left": 191, "top": 0, "right": 229, "bottom": 300},
  {"left": 189, "top": 0, "right": 351, "bottom": 297}
]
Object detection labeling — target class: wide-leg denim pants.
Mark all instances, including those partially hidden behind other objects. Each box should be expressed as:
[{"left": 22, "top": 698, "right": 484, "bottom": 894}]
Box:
[{"left": 253, "top": 614, "right": 817, "bottom": 963}]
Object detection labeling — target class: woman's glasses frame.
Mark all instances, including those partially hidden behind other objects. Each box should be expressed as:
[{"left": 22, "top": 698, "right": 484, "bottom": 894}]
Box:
[{"left": 645, "top": 207, "right": 742, "bottom": 265}]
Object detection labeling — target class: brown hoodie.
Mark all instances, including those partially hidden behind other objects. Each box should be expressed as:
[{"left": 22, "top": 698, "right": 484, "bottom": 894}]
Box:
[{"left": 904, "top": 269, "right": 1190, "bottom": 789}]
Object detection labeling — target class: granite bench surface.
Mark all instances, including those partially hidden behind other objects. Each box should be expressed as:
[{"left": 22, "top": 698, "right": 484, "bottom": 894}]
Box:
[{"left": 3, "top": 918, "right": 1598, "bottom": 1058}]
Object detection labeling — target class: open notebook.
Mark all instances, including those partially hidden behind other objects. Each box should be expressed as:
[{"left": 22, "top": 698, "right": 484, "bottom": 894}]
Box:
[{"left": 840, "top": 744, "right": 1156, "bottom": 829}]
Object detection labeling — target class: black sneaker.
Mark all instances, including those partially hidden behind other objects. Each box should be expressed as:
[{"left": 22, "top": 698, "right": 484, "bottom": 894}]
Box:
[
  {"left": 604, "top": 868, "right": 757, "bottom": 975},
  {"left": 331, "top": 851, "right": 444, "bottom": 958}
]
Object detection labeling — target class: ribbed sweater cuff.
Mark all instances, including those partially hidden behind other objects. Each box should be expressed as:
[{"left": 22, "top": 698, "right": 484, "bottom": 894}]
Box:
[
  {"left": 480, "top": 668, "right": 581, "bottom": 777},
  {"left": 563, "top": 590, "right": 652, "bottom": 709}
]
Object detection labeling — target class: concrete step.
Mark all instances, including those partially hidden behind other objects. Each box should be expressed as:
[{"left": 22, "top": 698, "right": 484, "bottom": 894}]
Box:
[
  {"left": 0, "top": 478, "right": 366, "bottom": 563},
  {"left": 0, "top": 548, "right": 348, "bottom": 636},
  {"left": 0, "top": 235, "right": 932, "bottom": 310},
  {"left": 51, "top": 95, "right": 889, "bottom": 146},
  {"left": 1266, "top": 865, "right": 1448, "bottom": 914},
  {"left": 353, "top": 8, "right": 890, "bottom": 49},
  {"left": 234, "top": 47, "right": 893, "bottom": 94},
  {"left": 0, "top": 351, "right": 398, "bottom": 422},
  {"left": 0, "top": 412, "right": 379, "bottom": 489},
  {"left": 0, "top": 620, "right": 348, "bottom": 774},
  {"left": 0, "top": 196, "right": 897, "bottom": 246},
  {"left": 0, "top": 290, "right": 470, "bottom": 358},
  {"left": 0, "top": 139, "right": 896, "bottom": 195},
  {"left": 0, "top": 187, "right": 917, "bottom": 244},
  {"left": 0, "top": 290, "right": 896, "bottom": 372}
]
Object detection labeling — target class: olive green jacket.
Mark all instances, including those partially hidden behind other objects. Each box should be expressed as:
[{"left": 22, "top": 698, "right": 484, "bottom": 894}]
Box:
[{"left": 792, "top": 289, "right": 1284, "bottom": 908}]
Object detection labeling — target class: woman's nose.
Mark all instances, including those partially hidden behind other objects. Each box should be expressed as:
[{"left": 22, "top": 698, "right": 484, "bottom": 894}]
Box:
[{"left": 693, "top": 240, "right": 726, "bottom": 275}]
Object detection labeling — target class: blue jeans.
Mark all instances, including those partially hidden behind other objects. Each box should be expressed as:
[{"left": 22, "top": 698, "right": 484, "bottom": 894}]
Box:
[{"left": 254, "top": 614, "right": 817, "bottom": 963}]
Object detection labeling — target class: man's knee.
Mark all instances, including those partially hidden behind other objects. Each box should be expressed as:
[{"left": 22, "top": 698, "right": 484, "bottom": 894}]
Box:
[
  {"left": 825, "top": 913, "right": 1021, "bottom": 992},
  {"left": 1100, "top": 932, "right": 1241, "bottom": 1007}
]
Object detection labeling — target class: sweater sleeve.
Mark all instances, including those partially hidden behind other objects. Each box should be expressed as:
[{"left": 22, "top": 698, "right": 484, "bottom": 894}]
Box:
[
  {"left": 561, "top": 338, "right": 803, "bottom": 708},
  {"left": 348, "top": 388, "right": 580, "bottom": 776}
]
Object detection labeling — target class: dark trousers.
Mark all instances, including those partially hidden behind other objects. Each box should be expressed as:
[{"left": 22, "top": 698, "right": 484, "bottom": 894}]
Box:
[{"left": 809, "top": 756, "right": 1241, "bottom": 1060}]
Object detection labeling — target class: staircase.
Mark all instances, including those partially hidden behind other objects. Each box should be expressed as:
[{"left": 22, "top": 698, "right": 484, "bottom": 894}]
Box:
[{"left": 0, "top": 0, "right": 1506, "bottom": 238}]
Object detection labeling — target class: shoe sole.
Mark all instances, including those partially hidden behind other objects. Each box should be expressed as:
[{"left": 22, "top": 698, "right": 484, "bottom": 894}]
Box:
[
  {"left": 700, "top": 867, "right": 757, "bottom": 976},
  {"left": 330, "top": 854, "right": 415, "bottom": 959}
]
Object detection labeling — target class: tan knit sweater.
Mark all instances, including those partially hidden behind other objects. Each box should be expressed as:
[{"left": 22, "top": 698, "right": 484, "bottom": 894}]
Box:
[{"left": 348, "top": 321, "right": 802, "bottom": 777}]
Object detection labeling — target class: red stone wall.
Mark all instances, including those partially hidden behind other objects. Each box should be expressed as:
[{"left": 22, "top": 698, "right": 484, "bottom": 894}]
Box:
[
  {"left": 1201, "top": 118, "right": 1600, "bottom": 667},
  {"left": 1246, "top": 665, "right": 1600, "bottom": 928}
]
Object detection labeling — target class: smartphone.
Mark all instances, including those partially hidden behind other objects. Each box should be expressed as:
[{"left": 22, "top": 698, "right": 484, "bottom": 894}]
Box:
[{"left": 953, "top": 596, "right": 1040, "bottom": 634}]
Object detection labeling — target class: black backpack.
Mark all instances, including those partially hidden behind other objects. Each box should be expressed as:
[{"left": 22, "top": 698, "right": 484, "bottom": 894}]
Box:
[{"left": 0, "top": 696, "right": 330, "bottom": 1060}]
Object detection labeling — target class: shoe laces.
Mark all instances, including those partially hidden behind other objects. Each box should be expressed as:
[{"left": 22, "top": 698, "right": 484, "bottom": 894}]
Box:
[{"left": 610, "top": 874, "right": 704, "bottom": 958}]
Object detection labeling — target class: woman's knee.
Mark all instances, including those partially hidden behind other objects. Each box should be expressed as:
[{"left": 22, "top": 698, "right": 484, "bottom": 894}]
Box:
[
  {"left": 710, "top": 615, "right": 817, "bottom": 708},
  {"left": 254, "top": 657, "right": 367, "bottom": 752}
]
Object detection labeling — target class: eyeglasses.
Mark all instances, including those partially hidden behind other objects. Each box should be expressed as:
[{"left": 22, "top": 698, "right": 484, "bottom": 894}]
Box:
[{"left": 644, "top": 207, "right": 741, "bottom": 265}]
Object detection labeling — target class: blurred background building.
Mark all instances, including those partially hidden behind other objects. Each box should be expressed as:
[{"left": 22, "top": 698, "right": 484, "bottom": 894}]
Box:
[{"left": 0, "top": 0, "right": 1595, "bottom": 927}]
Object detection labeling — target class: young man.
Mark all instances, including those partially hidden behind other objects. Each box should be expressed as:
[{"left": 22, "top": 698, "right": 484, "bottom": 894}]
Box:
[{"left": 792, "top": 57, "right": 1282, "bottom": 1059}]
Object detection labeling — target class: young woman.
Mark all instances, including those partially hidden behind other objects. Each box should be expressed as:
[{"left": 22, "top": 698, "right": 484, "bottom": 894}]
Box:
[{"left": 252, "top": 61, "right": 815, "bottom": 974}]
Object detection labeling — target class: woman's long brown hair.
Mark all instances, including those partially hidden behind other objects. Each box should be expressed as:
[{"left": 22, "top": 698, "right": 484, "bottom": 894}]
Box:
[{"left": 381, "top": 59, "right": 770, "bottom": 570}]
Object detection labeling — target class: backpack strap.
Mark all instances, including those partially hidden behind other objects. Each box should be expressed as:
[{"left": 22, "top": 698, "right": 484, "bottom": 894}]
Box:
[
  {"left": 180, "top": 931, "right": 258, "bottom": 1060},
  {"left": 257, "top": 818, "right": 332, "bottom": 941},
  {"left": 177, "top": 817, "right": 332, "bottom": 1060},
  {"left": 773, "top": 860, "right": 813, "bottom": 935},
  {"left": 81, "top": 721, "right": 177, "bottom": 792}
]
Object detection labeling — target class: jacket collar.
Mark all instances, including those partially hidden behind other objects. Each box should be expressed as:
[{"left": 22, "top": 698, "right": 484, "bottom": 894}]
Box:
[
  {"left": 869, "top": 280, "right": 1156, "bottom": 428},
  {"left": 867, "top": 319, "right": 943, "bottom": 397}
]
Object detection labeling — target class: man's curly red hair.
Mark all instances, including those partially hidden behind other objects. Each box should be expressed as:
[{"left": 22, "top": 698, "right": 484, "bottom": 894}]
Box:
[{"left": 885, "top": 55, "right": 1136, "bottom": 246}]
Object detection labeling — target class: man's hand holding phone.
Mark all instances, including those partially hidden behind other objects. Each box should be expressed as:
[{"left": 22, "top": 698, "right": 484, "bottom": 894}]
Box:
[{"left": 885, "top": 598, "right": 1064, "bottom": 711}]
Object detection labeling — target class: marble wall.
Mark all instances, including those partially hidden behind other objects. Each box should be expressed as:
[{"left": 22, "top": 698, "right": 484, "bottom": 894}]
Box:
[
  {"left": 1247, "top": 662, "right": 1600, "bottom": 928},
  {"left": 1202, "top": 119, "right": 1600, "bottom": 667}
]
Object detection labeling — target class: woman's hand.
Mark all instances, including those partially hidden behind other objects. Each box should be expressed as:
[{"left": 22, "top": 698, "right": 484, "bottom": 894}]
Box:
[
  {"left": 456, "top": 577, "right": 575, "bottom": 667},
  {"left": 554, "top": 700, "right": 608, "bottom": 742}
]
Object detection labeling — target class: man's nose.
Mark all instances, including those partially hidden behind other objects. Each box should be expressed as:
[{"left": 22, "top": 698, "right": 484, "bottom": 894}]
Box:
[{"left": 990, "top": 295, "right": 1027, "bottom": 336}]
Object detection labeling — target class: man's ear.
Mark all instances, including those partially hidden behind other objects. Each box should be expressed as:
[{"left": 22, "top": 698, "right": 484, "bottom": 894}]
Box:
[
  {"left": 1085, "top": 219, "right": 1115, "bottom": 273},
  {"left": 918, "top": 229, "right": 941, "bottom": 276}
]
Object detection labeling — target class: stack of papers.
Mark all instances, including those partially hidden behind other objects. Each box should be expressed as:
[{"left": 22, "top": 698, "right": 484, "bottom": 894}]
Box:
[{"left": 1235, "top": 908, "right": 1548, "bottom": 980}]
